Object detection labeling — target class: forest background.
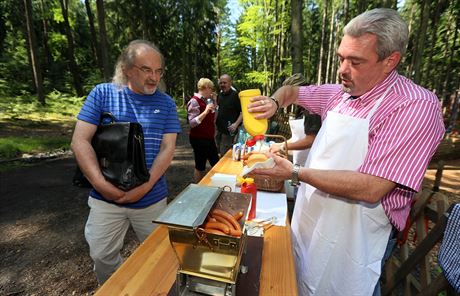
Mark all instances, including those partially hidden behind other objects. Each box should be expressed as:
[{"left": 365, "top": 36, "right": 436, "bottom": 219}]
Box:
[{"left": 0, "top": 0, "right": 459, "bottom": 158}]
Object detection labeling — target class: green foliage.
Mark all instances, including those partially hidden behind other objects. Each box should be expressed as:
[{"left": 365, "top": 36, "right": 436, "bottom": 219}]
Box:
[
  {"left": 0, "top": 136, "right": 70, "bottom": 159},
  {"left": 176, "top": 106, "right": 187, "bottom": 121},
  {"left": 0, "top": 0, "right": 458, "bottom": 120},
  {"left": 0, "top": 91, "right": 83, "bottom": 122},
  {"left": 245, "top": 70, "right": 269, "bottom": 85}
]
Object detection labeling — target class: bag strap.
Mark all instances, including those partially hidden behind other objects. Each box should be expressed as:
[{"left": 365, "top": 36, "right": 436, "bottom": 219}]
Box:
[{"left": 99, "top": 112, "right": 116, "bottom": 124}]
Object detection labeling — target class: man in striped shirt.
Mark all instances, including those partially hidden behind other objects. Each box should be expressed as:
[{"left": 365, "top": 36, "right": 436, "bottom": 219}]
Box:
[
  {"left": 250, "top": 8, "right": 444, "bottom": 296},
  {"left": 71, "top": 40, "right": 181, "bottom": 284}
]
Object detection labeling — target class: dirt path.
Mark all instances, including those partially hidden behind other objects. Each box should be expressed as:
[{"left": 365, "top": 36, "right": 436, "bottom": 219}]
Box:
[
  {"left": 0, "top": 123, "right": 459, "bottom": 295},
  {"left": 0, "top": 123, "right": 195, "bottom": 295}
]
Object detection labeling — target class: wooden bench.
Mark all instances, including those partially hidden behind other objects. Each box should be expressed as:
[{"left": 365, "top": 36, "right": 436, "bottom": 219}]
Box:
[{"left": 382, "top": 188, "right": 459, "bottom": 296}]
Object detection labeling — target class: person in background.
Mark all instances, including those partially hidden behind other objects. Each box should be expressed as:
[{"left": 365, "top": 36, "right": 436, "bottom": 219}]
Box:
[
  {"left": 215, "top": 74, "right": 242, "bottom": 156},
  {"left": 249, "top": 8, "right": 444, "bottom": 295},
  {"left": 269, "top": 73, "right": 321, "bottom": 167},
  {"left": 187, "top": 78, "right": 219, "bottom": 183},
  {"left": 71, "top": 40, "right": 181, "bottom": 284}
]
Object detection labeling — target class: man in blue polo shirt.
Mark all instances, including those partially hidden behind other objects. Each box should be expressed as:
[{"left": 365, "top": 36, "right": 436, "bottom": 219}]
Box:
[{"left": 71, "top": 40, "right": 181, "bottom": 284}]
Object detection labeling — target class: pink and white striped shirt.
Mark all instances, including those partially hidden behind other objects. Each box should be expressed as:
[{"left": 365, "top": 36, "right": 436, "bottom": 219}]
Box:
[{"left": 298, "top": 70, "right": 445, "bottom": 230}]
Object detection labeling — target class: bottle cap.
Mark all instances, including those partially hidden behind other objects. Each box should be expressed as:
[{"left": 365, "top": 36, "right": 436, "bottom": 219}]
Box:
[
  {"left": 253, "top": 135, "right": 264, "bottom": 141},
  {"left": 237, "top": 176, "right": 254, "bottom": 185},
  {"left": 245, "top": 138, "right": 256, "bottom": 147},
  {"left": 245, "top": 178, "right": 254, "bottom": 184}
]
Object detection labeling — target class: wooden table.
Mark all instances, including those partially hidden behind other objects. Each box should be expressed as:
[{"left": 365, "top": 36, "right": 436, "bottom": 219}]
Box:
[{"left": 95, "top": 151, "right": 298, "bottom": 296}]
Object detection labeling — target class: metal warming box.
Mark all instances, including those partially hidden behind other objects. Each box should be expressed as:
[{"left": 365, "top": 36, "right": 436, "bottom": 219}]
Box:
[{"left": 154, "top": 184, "right": 251, "bottom": 295}]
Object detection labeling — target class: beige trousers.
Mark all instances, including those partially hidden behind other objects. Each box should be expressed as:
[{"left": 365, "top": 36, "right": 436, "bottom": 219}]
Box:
[{"left": 84, "top": 197, "right": 167, "bottom": 284}]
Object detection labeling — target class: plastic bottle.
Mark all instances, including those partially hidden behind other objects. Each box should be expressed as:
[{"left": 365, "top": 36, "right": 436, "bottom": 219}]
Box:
[
  {"left": 239, "top": 89, "right": 268, "bottom": 137},
  {"left": 237, "top": 127, "right": 246, "bottom": 144},
  {"left": 206, "top": 98, "right": 215, "bottom": 113},
  {"left": 240, "top": 177, "right": 257, "bottom": 220}
]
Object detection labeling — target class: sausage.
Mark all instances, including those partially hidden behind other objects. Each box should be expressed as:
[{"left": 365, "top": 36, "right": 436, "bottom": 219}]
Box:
[
  {"left": 212, "top": 215, "right": 242, "bottom": 237},
  {"left": 204, "top": 221, "right": 230, "bottom": 234},
  {"left": 211, "top": 209, "right": 241, "bottom": 232},
  {"left": 233, "top": 211, "right": 244, "bottom": 221},
  {"left": 213, "top": 215, "right": 233, "bottom": 230},
  {"left": 228, "top": 227, "right": 242, "bottom": 237},
  {"left": 205, "top": 228, "right": 226, "bottom": 235}
]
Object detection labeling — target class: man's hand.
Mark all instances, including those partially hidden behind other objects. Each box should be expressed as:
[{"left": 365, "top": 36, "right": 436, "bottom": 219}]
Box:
[
  {"left": 251, "top": 153, "right": 293, "bottom": 180},
  {"left": 228, "top": 122, "right": 238, "bottom": 133},
  {"left": 247, "top": 86, "right": 300, "bottom": 119},
  {"left": 114, "top": 182, "right": 150, "bottom": 204},
  {"left": 93, "top": 179, "right": 126, "bottom": 201},
  {"left": 204, "top": 102, "right": 215, "bottom": 114},
  {"left": 247, "top": 96, "right": 278, "bottom": 119}
]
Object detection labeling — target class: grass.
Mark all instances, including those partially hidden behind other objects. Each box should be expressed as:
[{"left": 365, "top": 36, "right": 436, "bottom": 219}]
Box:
[
  {"left": 0, "top": 90, "right": 187, "bottom": 163},
  {"left": 0, "top": 90, "right": 84, "bottom": 163},
  {"left": 0, "top": 90, "right": 84, "bottom": 122},
  {"left": 0, "top": 136, "right": 70, "bottom": 159}
]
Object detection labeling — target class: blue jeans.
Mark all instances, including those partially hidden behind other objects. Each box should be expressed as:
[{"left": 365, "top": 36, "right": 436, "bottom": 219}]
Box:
[{"left": 373, "top": 227, "right": 398, "bottom": 296}]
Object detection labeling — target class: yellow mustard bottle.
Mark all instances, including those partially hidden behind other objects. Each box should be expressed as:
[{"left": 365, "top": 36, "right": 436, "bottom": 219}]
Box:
[{"left": 239, "top": 89, "right": 268, "bottom": 137}]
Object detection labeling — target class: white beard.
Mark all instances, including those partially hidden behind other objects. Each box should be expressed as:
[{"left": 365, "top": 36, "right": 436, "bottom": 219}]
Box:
[{"left": 342, "top": 85, "right": 351, "bottom": 93}]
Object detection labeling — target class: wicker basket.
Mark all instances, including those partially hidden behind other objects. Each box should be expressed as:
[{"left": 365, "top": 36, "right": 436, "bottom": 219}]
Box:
[{"left": 245, "top": 134, "right": 288, "bottom": 192}]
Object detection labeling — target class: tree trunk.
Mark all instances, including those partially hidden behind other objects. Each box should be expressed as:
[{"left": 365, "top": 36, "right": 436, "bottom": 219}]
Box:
[
  {"left": 405, "top": 3, "right": 417, "bottom": 75},
  {"left": 435, "top": 10, "right": 453, "bottom": 97},
  {"left": 96, "top": 0, "right": 111, "bottom": 81},
  {"left": 441, "top": 11, "right": 458, "bottom": 99},
  {"left": 84, "top": 0, "right": 102, "bottom": 72},
  {"left": 279, "top": 0, "right": 288, "bottom": 84},
  {"left": 59, "top": 0, "right": 84, "bottom": 96},
  {"left": 343, "top": 0, "right": 349, "bottom": 25},
  {"left": 357, "top": 0, "right": 367, "bottom": 14},
  {"left": 325, "top": 5, "right": 335, "bottom": 83},
  {"left": 0, "top": 4, "right": 6, "bottom": 52},
  {"left": 332, "top": 11, "right": 342, "bottom": 83},
  {"left": 23, "top": 0, "right": 45, "bottom": 104},
  {"left": 291, "top": 0, "right": 304, "bottom": 75},
  {"left": 412, "top": 0, "right": 430, "bottom": 84},
  {"left": 216, "top": 28, "right": 221, "bottom": 79},
  {"left": 39, "top": 0, "right": 52, "bottom": 67},
  {"left": 317, "top": 0, "right": 328, "bottom": 84},
  {"left": 425, "top": 0, "right": 446, "bottom": 90}
]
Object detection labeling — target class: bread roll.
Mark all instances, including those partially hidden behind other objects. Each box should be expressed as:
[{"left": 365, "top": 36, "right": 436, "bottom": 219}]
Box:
[{"left": 246, "top": 153, "right": 268, "bottom": 168}]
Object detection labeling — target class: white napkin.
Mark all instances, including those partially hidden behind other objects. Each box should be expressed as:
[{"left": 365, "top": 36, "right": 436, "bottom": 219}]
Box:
[{"left": 241, "top": 157, "right": 275, "bottom": 176}]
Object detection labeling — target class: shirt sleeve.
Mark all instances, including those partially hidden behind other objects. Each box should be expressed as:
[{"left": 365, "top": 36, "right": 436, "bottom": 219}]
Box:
[
  {"left": 77, "top": 85, "right": 103, "bottom": 125},
  {"left": 359, "top": 99, "right": 445, "bottom": 191},
  {"left": 298, "top": 84, "right": 342, "bottom": 118},
  {"left": 187, "top": 98, "right": 202, "bottom": 128}
]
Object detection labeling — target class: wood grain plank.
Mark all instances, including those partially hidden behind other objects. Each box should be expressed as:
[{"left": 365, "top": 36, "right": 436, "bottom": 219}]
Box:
[{"left": 95, "top": 150, "right": 298, "bottom": 296}]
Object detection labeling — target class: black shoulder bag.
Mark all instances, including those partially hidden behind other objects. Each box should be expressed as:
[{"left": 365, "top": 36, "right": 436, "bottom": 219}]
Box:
[{"left": 91, "top": 112, "right": 150, "bottom": 191}]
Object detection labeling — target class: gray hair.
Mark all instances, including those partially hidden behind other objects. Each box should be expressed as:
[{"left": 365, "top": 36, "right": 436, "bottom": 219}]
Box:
[
  {"left": 343, "top": 8, "right": 409, "bottom": 60},
  {"left": 112, "top": 40, "right": 164, "bottom": 86}
]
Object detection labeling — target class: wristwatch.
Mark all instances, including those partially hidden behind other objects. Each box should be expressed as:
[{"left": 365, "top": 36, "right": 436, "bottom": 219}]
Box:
[
  {"left": 270, "top": 96, "right": 280, "bottom": 111},
  {"left": 290, "top": 164, "right": 301, "bottom": 187}
]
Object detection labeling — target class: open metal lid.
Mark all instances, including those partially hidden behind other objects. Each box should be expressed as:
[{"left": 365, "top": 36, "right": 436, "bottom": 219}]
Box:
[{"left": 153, "top": 184, "right": 222, "bottom": 229}]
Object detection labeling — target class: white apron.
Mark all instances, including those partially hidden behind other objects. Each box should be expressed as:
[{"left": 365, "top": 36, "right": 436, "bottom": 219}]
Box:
[
  {"left": 289, "top": 117, "right": 309, "bottom": 166},
  {"left": 292, "top": 83, "right": 395, "bottom": 295}
]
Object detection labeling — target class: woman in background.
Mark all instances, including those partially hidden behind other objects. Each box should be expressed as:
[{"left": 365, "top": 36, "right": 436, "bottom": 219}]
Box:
[{"left": 187, "top": 78, "right": 219, "bottom": 183}]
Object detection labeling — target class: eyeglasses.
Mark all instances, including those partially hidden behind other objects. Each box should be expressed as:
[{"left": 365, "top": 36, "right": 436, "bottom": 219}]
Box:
[{"left": 133, "top": 65, "right": 164, "bottom": 78}]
